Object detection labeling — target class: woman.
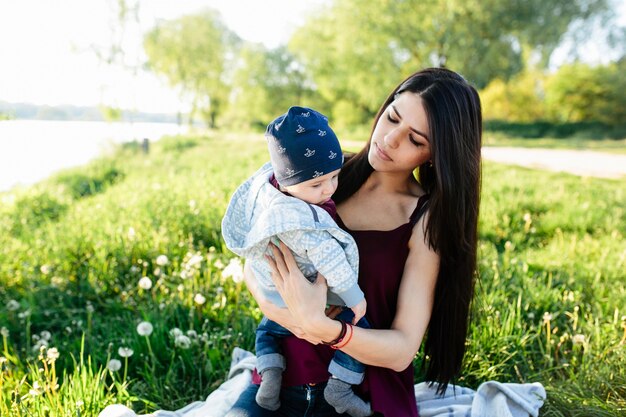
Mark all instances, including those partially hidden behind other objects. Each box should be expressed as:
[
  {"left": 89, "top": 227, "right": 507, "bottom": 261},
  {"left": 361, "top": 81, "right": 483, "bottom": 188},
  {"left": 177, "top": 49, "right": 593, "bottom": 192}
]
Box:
[{"left": 227, "top": 67, "right": 482, "bottom": 417}]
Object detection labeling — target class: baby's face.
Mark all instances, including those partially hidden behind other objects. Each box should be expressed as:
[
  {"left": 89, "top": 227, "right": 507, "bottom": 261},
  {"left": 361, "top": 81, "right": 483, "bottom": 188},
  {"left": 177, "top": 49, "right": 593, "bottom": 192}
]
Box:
[{"left": 283, "top": 169, "right": 340, "bottom": 205}]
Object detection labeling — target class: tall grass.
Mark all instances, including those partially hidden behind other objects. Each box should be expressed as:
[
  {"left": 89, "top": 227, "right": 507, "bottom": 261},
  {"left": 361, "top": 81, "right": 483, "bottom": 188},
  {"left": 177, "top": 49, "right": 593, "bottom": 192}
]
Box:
[{"left": 0, "top": 132, "right": 624, "bottom": 416}]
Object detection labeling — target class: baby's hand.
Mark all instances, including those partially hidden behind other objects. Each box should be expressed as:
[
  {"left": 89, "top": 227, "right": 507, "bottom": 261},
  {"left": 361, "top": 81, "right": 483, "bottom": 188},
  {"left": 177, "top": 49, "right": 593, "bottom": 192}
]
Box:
[{"left": 350, "top": 299, "right": 367, "bottom": 325}]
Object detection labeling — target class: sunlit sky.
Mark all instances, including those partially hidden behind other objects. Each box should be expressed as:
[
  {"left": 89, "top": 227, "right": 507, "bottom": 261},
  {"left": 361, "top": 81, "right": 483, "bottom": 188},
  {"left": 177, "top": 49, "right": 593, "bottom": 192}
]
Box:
[
  {"left": 0, "top": 0, "right": 623, "bottom": 114},
  {"left": 0, "top": 0, "right": 328, "bottom": 113}
]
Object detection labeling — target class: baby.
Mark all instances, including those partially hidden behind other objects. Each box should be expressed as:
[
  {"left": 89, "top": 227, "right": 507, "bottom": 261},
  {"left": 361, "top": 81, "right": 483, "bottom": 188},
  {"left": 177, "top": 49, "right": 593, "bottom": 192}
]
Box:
[{"left": 222, "top": 106, "right": 372, "bottom": 416}]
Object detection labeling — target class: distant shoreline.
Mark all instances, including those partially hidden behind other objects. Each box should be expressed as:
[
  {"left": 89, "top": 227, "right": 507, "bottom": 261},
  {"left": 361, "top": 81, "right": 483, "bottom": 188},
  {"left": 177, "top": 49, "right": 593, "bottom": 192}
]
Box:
[{"left": 0, "top": 100, "right": 181, "bottom": 124}]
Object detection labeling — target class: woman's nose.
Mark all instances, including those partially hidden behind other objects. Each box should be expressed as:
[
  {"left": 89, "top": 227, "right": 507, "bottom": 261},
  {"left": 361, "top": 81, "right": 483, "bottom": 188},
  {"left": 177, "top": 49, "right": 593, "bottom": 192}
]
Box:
[{"left": 384, "top": 128, "right": 401, "bottom": 148}]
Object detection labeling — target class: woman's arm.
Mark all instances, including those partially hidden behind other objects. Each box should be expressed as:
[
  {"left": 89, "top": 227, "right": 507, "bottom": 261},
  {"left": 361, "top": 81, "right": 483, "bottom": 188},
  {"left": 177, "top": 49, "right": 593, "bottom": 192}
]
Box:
[{"left": 267, "top": 215, "right": 439, "bottom": 371}]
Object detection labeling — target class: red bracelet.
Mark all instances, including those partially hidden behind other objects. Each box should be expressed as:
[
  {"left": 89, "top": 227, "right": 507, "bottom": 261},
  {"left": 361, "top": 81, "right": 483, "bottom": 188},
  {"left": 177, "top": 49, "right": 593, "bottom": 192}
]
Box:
[
  {"left": 321, "top": 320, "right": 346, "bottom": 346},
  {"left": 332, "top": 323, "right": 353, "bottom": 350}
]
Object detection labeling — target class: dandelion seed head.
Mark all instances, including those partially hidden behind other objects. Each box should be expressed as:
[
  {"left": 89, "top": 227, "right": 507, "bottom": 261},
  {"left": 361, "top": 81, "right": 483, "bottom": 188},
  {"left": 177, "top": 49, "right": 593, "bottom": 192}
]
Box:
[
  {"left": 118, "top": 347, "right": 134, "bottom": 358},
  {"left": 7, "top": 300, "right": 20, "bottom": 311},
  {"left": 46, "top": 347, "right": 60, "bottom": 362},
  {"left": 40, "top": 331, "right": 52, "bottom": 341},
  {"left": 186, "top": 330, "right": 198, "bottom": 339},
  {"left": 1, "top": 327, "right": 9, "bottom": 337},
  {"left": 138, "top": 276, "right": 153, "bottom": 290},
  {"left": 18, "top": 309, "right": 31, "bottom": 319},
  {"left": 156, "top": 255, "right": 169, "bottom": 266},
  {"left": 175, "top": 335, "right": 191, "bottom": 349},
  {"left": 542, "top": 312, "right": 553, "bottom": 323},
  {"left": 222, "top": 258, "right": 244, "bottom": 282},
  {"left": 572, "top": 334, "right": 586, "bottom": 345},
  {"left": 169, "top": 328, "right": 183, "bottom": 338},
  {"left": 40, "top": 264, "right": 52, "bottom": 274},
  {"left": 187, "top": 254, "right": 204, "bottom": 267},
  {"left": 194, "top": 293, "right": 206, "bottom": 305},
  {"left": 107, "top": 359, "right": 122, "bottom": 372},
  {"left": 214, "top": 259, "right": 224, "bottom": 269},
  {"left": 136, "top": 321, "right": 154, "bottom": 337}
]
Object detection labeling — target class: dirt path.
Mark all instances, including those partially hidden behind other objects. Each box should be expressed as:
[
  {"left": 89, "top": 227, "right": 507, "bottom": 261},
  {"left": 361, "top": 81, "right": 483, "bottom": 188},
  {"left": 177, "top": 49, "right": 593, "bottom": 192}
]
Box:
[{"left": 481, "top": 147, "right": 626, "bottom": 179}]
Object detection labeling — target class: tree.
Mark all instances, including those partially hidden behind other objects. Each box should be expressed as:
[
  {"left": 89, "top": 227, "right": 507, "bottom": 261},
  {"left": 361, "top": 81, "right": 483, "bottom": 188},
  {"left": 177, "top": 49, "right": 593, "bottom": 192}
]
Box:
[
  {"left": 544, "top": 60, "right": 626, "bottom": 125},
  {"left": 289, "top": 0, "right": 616, "bottom": 127},
  {"left": 224, "top": 44, "right": 321, "bottom": 130},
  {"left": 143, "top": 10, "right": 239, "bottom": 127}
]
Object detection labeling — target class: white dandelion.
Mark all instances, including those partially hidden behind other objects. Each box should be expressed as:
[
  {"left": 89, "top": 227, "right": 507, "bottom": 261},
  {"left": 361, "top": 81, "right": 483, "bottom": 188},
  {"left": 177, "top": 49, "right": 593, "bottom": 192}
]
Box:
[
  {"left": 107, "top": 359, "right": 122, "bottom": 372},
  {"left": 156, "top": 255, "right": 169, "bottom": 266},
  {"left": 118, "top": 347, "right": 134, "bottom": 358},
  {"left": 169, "top": 328, "right": 183, "bottom": 338},
  {"left": 222, "top": 258, "right": 244, "bottom": 283},
  {"left": 175, "top": 335, "right": 192, "bottom": 349},
  {"left": 138, "top": 276, "right": 153, "bottom": 290},
  {"left": 194, "top": 293, "right": 206, "bottom": 305},
  {"left": 136, "top": 321, "right": 154, "bottom": 337},
  {"left": 46, "top": 347, "right": 60, "bottom": 362},
  {"left": 7, "top": 300, "right": 20, "bottom": 311}
]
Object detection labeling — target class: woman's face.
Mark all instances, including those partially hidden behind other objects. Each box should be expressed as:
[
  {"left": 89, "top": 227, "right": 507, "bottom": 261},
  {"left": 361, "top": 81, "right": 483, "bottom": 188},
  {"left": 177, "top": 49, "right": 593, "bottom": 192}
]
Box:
[{"left": 368, "top": 92, "right": 432, "bottom": 173}]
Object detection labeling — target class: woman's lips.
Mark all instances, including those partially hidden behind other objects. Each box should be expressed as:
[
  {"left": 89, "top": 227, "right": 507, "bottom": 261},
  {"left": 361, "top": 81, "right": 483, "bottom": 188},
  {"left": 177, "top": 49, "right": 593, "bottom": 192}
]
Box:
[{"left": 375, "top": 142, "right": 392, "bottom": 161}]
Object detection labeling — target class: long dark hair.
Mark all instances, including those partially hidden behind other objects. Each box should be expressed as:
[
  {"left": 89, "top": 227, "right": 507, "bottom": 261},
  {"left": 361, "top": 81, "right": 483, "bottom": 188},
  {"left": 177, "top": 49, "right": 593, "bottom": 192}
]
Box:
[{"left": 335, "top": 68, "right": 482, "bottom": 393}]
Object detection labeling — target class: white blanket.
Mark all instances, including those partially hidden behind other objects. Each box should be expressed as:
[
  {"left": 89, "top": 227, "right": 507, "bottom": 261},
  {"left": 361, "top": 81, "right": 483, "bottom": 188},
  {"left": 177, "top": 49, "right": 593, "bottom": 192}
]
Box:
[{"left": 99, "top": 348, "right": 545, "bottom": 417}]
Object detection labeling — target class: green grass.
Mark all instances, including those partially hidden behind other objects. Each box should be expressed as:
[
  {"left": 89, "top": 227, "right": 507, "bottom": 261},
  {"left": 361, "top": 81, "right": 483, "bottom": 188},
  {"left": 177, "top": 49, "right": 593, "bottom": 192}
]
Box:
[{"left": 1, "top": 132, "right": 624, "bottom": 416}]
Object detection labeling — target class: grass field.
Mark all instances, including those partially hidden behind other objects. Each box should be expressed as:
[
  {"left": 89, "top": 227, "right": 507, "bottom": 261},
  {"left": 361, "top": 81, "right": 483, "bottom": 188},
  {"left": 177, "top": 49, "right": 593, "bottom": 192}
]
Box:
[{"left": 1, "top": 132, "right": 624, "bottom": 416}]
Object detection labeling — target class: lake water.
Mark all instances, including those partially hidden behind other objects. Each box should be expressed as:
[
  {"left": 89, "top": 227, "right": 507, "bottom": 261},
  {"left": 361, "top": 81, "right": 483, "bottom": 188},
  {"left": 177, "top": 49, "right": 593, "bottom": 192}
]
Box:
[{"left": 0, "top": 120, "right": 188, "bottom": 192}]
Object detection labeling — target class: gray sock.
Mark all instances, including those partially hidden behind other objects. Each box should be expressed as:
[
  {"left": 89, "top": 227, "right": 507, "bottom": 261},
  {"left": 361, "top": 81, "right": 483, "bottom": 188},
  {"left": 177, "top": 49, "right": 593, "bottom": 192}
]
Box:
[
  {"left": 324, "top": 377, "right": 373, "bottom": 417},
  {"left": 256, "top": 368, "right": 282, "bottom": 411}
]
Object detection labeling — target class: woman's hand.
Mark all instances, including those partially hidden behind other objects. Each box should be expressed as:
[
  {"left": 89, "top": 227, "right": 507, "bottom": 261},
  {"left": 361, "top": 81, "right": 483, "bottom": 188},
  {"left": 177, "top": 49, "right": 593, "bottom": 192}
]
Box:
[{"left": 265, "top": 241, "right": 334, "bottom": 343}]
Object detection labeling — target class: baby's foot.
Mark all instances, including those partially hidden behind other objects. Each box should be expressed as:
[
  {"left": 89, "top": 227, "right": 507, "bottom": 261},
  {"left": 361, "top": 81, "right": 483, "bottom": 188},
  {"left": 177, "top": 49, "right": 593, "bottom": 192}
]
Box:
[
  {"left": 324, "top": 377, "right": 373, "bottom": 417},
  {"left": 255, "top": 368, "right": 282, "bottom": 410}
]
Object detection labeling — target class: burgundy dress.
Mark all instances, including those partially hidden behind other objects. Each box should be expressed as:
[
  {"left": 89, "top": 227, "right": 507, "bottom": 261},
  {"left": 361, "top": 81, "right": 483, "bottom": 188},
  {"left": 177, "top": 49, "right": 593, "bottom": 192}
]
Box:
[{"left": 255, "top": 194, "right": 430, "bottom": 417}]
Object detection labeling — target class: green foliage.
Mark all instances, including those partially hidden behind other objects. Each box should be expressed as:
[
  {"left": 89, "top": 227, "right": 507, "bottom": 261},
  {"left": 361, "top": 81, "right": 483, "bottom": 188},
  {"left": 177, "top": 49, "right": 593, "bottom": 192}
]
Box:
[
  {"left": 481, "top": 60, "right": 626, "bottom": 131},
  {"left": 0, "top": 134, "right": 624, "bottom": 415},
  {"left": 480, "top": 70, "right": 548, "bottom": 122},
  {"left": 99, "top": 106, "right": 123, "bottom": 122},
  {"left": 53, "top": 162, "right": 124, "bottom": 199},
  {"left": 143, "top": 11, "right": 240, "bottom": 127},
  {"left": 285, "top": 0, "right": 617, "bottom": 129},
  {"left": 484, "top": 120, "right": 626, "bottom": 140},
  {"left": 223, "top": 44, "right": 320, "bottom": 130},
  {"left": 544, "top": 60, "right": 626, "bottom": 125},
  {"left": 4, "top": 190, "right": 69, "bottom": 235}
]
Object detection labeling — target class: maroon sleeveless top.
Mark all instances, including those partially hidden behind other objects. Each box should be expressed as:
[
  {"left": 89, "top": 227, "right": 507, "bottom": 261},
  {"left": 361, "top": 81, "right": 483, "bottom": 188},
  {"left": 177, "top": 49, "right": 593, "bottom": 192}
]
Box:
[{"left": 255, "top": 194, "right": 429, "bottom": 417}]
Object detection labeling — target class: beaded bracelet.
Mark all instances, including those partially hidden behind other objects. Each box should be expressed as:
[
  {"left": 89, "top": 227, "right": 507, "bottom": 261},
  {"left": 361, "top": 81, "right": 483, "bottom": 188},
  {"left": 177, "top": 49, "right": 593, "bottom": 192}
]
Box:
[
  {"left": 332, "top": 323, "right": 354, "bottom": 350},
  {"left": 321, "top": 320, "right": 347, "bottom": 346}
]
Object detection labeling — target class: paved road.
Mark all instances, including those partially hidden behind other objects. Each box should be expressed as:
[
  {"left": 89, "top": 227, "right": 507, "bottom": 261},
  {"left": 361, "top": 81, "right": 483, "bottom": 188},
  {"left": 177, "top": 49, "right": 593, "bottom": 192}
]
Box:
[{"left": 482, "top": 147, "right": 626, "bottom": 179}]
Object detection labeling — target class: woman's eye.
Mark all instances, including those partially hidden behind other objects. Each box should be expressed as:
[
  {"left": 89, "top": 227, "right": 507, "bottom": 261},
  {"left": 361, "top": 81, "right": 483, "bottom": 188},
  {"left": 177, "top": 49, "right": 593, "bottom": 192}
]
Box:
[
  {"left": 386, "top": 113, "right": 399, "bottom": 123},
  {"left": 312, "top": 184, "right": 322, "bottom": 188},
  {"left": 409, "top": 135, "right": 422, "bottom": 146}
]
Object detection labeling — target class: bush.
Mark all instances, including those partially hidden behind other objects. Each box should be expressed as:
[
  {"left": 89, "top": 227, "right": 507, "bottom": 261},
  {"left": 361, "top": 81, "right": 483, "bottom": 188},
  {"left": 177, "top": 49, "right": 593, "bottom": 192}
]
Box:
[{"left": 484, "top": 120, "right": 626, "bottom": 140}]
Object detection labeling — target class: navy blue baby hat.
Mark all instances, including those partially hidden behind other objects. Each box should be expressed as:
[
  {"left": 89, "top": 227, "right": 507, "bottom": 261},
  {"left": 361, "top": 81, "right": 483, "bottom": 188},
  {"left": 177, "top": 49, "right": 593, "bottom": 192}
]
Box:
[{"left": 266, "top": 106, "right": 343, "bottom": 186}]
